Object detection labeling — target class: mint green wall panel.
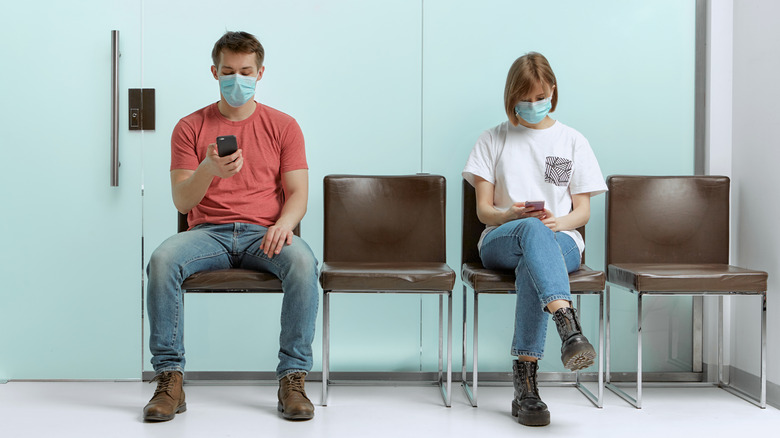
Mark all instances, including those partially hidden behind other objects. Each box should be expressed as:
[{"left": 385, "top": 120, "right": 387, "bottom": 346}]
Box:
[{"left": 0, "top": 1, "right": 143, "bottom": 379}]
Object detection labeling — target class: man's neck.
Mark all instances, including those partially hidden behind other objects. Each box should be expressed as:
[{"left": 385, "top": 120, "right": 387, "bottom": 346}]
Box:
[{"left": 217, "top": 99, "right": 257, "bottom": 121}]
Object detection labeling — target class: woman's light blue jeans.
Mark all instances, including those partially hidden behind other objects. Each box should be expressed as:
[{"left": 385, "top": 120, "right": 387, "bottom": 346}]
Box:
[
  {"left": 146, "top": 222, "right": 319, "bottom": 379},
  {"left": 479, "top": 218, "right": 581, "bottom": 359}
]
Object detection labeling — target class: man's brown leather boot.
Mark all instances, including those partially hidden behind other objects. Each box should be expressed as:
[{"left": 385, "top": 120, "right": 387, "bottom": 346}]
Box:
[
  {"left": 143, "top": 371, "right": 186, "bottom": 422},
  {"left": 277, "top": 372, "right": 314, "bottom": 421}
]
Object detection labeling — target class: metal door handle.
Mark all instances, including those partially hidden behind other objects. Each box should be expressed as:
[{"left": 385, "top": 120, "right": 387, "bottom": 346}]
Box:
[{"left": 111, "top": 30, "right": 120, "bottom": 187}]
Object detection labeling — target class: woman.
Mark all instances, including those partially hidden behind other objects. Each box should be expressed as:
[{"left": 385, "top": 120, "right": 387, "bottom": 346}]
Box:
[{"left": 462, "top": 52, "right": 607, "bottom": 427}]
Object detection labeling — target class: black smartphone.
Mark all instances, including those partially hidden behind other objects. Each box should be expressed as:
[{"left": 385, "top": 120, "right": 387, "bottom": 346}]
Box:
[{"left": 216, "top": 135, "right": 238, "bottom": 157}]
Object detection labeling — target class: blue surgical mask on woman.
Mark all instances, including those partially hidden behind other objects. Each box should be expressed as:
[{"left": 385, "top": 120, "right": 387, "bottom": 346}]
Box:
[
  {"left": 219, "top": 73, "right": 258, "bottom": 107},
  {"left": 514, "top": 94, "right": 552, "bottom": 125}
]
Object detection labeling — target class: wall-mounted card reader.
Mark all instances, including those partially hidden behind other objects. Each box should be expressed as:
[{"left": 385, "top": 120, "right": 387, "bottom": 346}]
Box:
[{"left": 128, "top": 88, "right": 155, "bottom": 131}]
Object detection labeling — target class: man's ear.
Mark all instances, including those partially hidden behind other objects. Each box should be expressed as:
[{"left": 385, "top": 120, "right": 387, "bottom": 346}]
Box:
[{"left": 211, "top": 65, "right": 219, "bottom": 80}]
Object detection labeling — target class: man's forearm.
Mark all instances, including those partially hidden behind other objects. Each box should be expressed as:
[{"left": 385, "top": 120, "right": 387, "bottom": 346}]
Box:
[
  {"left": 172, "top": 166, "right": 214, "bottom": 214},
  {"left": 275, "top": 190, "right": 307, "bottom": 230}
]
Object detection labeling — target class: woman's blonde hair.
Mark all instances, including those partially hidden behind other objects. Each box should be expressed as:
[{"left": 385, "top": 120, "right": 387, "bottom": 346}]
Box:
[{"left": 504, "top": 52, "right": 558, "bottom": 126}]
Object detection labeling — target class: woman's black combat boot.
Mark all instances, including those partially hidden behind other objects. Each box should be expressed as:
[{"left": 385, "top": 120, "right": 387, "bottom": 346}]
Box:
[
  {"left": 511, "top": 360, "right": 550, "bottom": 426},
  {"left": 552, "top": 307, "right": 596, "bottom": 370}
]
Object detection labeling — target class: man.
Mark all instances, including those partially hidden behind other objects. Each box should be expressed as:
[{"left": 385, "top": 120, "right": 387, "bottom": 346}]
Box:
[{"left": 143, "top": 31, "right": 318, "bottom": 422}]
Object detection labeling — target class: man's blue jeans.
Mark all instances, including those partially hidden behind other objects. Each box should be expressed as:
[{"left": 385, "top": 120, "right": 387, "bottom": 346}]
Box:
[
  {"left": 479, "top": 218, "right": 581, "bottom": 359},
  {"left": 146, "top": 223, "right": 319, "bottom": 379}
]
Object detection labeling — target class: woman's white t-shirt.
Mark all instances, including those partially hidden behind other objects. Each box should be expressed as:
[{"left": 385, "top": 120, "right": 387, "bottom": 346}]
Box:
[{"left": 462, "top": 120, "right": 608, "bottom": 254}]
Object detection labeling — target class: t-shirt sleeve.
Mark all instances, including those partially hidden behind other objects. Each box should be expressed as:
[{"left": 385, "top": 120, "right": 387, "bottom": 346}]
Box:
[
  {"left": 462, "top": 130, "right": 496, "bottom": 186},
  {"left": 279, "top": 119, "right": 308, "bottom": 173},
  {"left": 569, "top": 134, "right": 608, "bottom": 196},
  {"left": 170, "top": 119, "right": 200, "bottom": 171}
]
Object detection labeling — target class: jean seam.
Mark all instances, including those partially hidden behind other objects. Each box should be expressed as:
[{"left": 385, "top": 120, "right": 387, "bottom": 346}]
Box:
[
  {"left": 278, "top": 369, "right": 308, "bottom": 380},
  {"left": 512, "top": 350, "right": 543, "bottom": 359},
  {"left": 171, "top": 251, "right": 230, "bottom": 355},
  {"left": 242, "top": 252, "right": 285, "bottom": 280},
  {"left": 541, "top": 294, "right": 572, "bottom": 307},
  {"left": 155, "top": 366, "right": 184, "bottom": 375}
]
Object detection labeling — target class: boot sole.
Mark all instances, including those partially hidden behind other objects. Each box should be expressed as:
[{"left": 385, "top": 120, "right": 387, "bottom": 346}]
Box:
[
  {"left": 511, "top": 400, "right": 550, "bottom": 426},
  {"left": 277, "top": 402, "right": 314, "bottom": 421},
  {"left": 563, "top": 342, "right": 596, "bottom": 371},
  {"left": 143, "top": 402, "right": 187, "bottom": 422}
]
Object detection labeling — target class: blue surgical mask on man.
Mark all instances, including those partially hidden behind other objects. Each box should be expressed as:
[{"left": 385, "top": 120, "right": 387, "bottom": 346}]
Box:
[
  {"left": 219, "top": 73, "right": 258, "bottom": 107},
  {"left": 514, "top": 94, "right": 552, "bottom": 125}
]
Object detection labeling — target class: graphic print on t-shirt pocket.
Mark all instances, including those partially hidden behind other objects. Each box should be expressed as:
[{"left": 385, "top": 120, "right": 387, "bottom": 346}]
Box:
[{"left": 544, "top": 156, "right": 573, "bottom": 187}]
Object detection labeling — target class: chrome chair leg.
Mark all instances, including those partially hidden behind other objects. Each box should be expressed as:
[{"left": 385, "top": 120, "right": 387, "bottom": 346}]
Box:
[
  {"left": 437, "top": 293, "right": 453, "bottom": 407},
  {"left": 761, "top": 293, "right": 767, "bottom": 408},
  {"left": 605, "top": 286, "right": 641, "bottom": 409},
  {"left": 439, "top": 291, "right": 452, "bottom": 407},
  {"left": 606, "top": 285, "right": 611, "bottom": 385},
  {"left": 322, "top": 291, "right": 330, "bottom": 406},
  {"left": 461, "top": 287, "right": 478, "bottom": 407},
  {"left": 637, "top": 293, "right": 643, "bottom": 408},
  {"left": 598, "top": 290, "right": 604, "bottom": 407}
]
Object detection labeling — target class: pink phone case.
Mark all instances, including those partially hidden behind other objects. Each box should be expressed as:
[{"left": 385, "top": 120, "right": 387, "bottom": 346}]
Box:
[{"left": 525, "top": 201, "right": 545, "bottom": 211}]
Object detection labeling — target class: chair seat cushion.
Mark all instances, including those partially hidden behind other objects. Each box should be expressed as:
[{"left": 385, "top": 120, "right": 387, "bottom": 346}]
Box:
[
  {"left": 320, "top": 262, "right": 456, "bottom": 292},
  {"left": 182, "top": 269, "right": 283, "bottom": 292},
  {"left": 608, "top": 263, "right": 768, "bottom": 292},
  {"left": 462, "top": 263, "right": 605, "bottom": 293}
]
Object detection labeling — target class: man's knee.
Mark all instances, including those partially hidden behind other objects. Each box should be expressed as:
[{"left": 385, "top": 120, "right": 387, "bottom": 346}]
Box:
[
  {"left": 148, "top": 246, "right": 173, "bottom": 276},
  {"left": 280, "top": 238, "right": 319, "bottom": 282}
]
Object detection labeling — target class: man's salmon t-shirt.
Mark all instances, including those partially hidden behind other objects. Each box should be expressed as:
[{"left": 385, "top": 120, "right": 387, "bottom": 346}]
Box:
[{"left": 170, "top": 102, "right": 308, "bottom": 229}]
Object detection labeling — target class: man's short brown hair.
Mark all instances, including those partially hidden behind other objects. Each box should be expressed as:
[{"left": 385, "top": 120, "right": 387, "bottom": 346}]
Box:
[
  {"left": 211, "top": 31, "right": 265, "bottom": 69},
  {"left": 504, "top": 52, "right": 558, "bottom": 126}
]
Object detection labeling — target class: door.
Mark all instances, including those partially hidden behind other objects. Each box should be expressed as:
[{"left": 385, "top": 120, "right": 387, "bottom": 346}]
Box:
[{"left": 0, "top": 0, "right": 143, "bottom": 380}]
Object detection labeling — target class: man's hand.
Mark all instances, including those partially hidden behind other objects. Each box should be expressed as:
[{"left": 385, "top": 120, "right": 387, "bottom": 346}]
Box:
[
  {"left": 203, "top": 143, "right": 243, "bottom": 178},
  {"left": 260, "top": 223, "right": 294, "bottom": 259}
]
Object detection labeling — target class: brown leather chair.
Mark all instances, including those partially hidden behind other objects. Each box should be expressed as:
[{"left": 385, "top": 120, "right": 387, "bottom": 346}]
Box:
[
  {"left": 460, "top": 180, "right": 606, "bottom": 408},
  {"left": 320, "top": 175, "right": 456, "bottom": 407},
  {"left": 605, "top": 175, "right": 768, "bottom": 408},
  {"left": 178, "top": 213, "right": 300, "bottom": 293}
]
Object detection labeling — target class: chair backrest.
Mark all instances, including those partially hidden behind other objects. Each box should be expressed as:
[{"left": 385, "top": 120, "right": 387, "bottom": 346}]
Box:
[
  {"left": 605, "top": 175, "right": 730, "bottom": 266},
  {"left": 461, "top": 179, "right": 586, "bottom": 265},
  {"left": 323, "top": 174, "right": 447, "bottom": 263},
  {"left": 177, "top": 213, "right": 301, "bottom": 236}
]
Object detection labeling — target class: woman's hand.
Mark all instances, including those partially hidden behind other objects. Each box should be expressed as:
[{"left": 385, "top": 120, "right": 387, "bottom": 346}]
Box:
[
  {"left": 540, "top": 209, "right": 560, "bottom": 231},
  {"left": 502, "top": 202, "right": 547, "bottom": 223}
]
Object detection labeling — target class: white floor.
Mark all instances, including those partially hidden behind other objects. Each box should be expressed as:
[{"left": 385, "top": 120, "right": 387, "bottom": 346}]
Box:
[{"left": 1, "top": 381, "right": 777, "bottom": 438}]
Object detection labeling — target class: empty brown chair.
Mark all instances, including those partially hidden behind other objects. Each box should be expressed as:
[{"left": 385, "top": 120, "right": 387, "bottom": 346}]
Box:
[
  {"left": 320, "top": 175, "right": 456, "bottom": 407},
  {"left": 460, "top": 179, "right": 606, "bottom": 408},
  {"left": 605, "top": 175, "right": 767, "bottom": 408}
]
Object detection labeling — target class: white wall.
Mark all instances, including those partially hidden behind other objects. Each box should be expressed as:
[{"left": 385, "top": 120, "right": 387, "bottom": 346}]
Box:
[{"left": 731, "top": 0, "right": 780, "bottom": 392}]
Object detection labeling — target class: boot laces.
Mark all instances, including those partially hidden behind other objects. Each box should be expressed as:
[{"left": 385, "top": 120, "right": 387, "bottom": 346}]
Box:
[
  {"left": 285, "top": 372, "right": 306, "bottom": 395},
  {"left": 524, "top": 364, "right": 540, "bottom": 398},
  {"left": 556, "top": 307, "right": 581, "bottom": 334},
  {"left": 151, "top": 371, "right": 177, "bottom": 396}
]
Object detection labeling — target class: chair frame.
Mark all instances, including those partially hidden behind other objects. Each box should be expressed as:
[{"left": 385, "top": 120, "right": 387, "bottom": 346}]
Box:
[
  {"left": 605, "top": 287, "right": 767, "bottom": 409},
  {"left": 461, "top": 285, "right": 604, "bottom": 408},
  {"left": 459, "top": 181, "right": 604, "bottom": 408},
  {"left": 322, "top": 290, "right": 453, "bottom": 407}
]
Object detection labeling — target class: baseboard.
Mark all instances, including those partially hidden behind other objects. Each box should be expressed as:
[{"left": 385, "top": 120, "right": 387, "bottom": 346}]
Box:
[{"left": 141, "top": 370, "right": 703, "bottom": 384}]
